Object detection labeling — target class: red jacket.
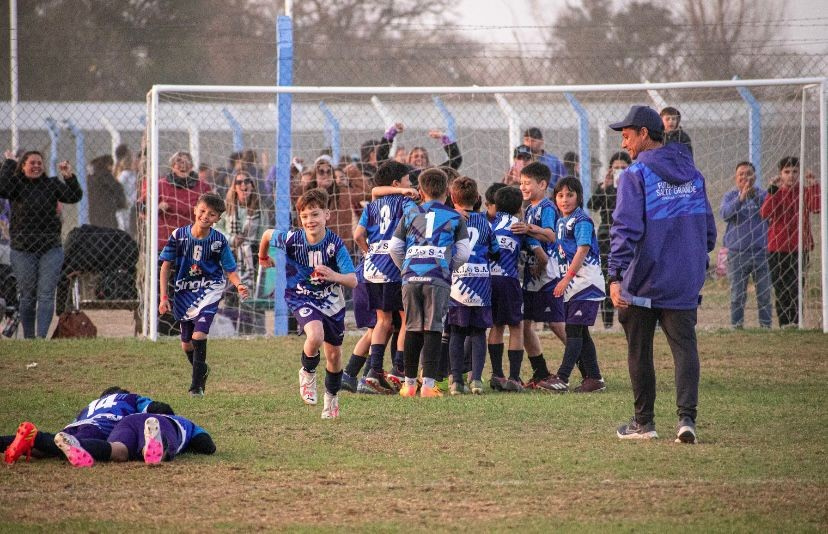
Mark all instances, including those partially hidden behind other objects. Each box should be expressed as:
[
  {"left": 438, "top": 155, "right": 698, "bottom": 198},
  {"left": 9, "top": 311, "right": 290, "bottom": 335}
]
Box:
[
  {"left": 141, "top": 174, "right": 212, "bottom": 250},
  {"left": 759, "top": 184, "right": 820, "bottom": 253}
]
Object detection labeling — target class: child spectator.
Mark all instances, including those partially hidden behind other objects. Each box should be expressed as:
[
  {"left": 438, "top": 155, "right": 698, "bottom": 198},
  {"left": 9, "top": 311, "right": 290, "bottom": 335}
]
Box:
[
  {"left": 660, "top": 106, "right": 693, "bottom": 156},
  {"left": 487, "top": 186, "right": 527, "bottom": 392},
  {"left": 503, "top": 145, "right": 534, "bottom": 186},
  {"left": 389, "top": 168, "right": 470, "bottom": 398},
  {"left": 546, "top": 177, "right": 606, "bottom": 393},
  {"left": 760, "top": 156, "right": 821, "bottom": 328},
  {"left": 351, "top": 161, "right": 418, "bottom": 393},
  {"left": 159, "top": 192, "right": 249, "bottom": 397},
  {"left": 510, "top": 162, "right": 566, "bottom": 391},
  {"left": 719, "top": 161, "right": 771, "bottom": 329},
  {"left": 484, "top": 182, "right": 507, "bottom": 222},
  {"left": 447, "top": 177, "right": 499, "bottom": 395},
  {"left": 259, "top": 188, "right": 357, "bottom": 419}
]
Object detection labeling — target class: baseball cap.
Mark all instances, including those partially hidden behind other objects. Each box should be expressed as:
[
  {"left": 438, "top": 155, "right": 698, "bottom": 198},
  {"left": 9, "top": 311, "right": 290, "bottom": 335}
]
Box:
[
  {"left": 513, "top": 145, "right": 533, "bottom": 160},
  {"left": 523, "top": 127, "right": 543, "bottom": 140},
  {"left": 609, "top": 105, "right": 664, "bottom": 134}
]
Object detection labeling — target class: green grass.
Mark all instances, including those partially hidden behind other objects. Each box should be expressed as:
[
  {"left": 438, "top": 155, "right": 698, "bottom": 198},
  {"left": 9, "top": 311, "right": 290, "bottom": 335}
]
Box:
[{"left": 1, "top": 331, "right": 826, "bottom": 532}]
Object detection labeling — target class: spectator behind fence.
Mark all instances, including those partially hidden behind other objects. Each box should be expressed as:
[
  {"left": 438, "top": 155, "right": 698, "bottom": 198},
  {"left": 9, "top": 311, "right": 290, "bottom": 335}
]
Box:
[
  {"left": 759, "top": 156, "right": 821, "bottom": 328},
  {"left": 217, "top": 171, "right": 262, "bottom": 289},
  {"left": 304, "top": 156, "right": 364, "bottom": 253},
  {"left": 0, "top": 150, "right": 83, "bottom": 338},
  {"left": 719, "top": 161, "right": 772, "bottom": 329},
  {"left": 140, "top": 151, "right": 211, "bottom": 251},
  {"left": 114, "top": 144, "right": 137, "bottom": 237},
  {"left": 660, "top": 106, "right": 693, "bottom": 156},
  {"left": 503, "top": 144, "right": 534, "bottom": 186},
  {"left": 587, "top": 151, "right": 631, "bottom": 329},
  {"left": 88, "top": 154, "right": 126, "bottom": 230},
  {"left": 522, "top": 127, "right": 565, "bottom": 191},
  {"left": 378, "top": 123, "right": 462, "bottom": 188}
]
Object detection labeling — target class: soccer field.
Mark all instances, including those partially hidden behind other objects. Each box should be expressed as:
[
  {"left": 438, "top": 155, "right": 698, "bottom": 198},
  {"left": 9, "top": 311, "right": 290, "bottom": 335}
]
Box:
[{"left": 1, "top": 330, "right": 826, "bottom": 531}]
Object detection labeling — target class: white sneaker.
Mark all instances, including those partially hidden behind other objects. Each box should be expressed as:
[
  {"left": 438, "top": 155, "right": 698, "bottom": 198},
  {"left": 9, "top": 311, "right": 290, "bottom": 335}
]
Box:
[
  {"left": 321, "top": 392, "right": 340, "bottom": 419},
  {"left": 299, "top": 368, "right": 318, "bottom": 405},
  {"left": 142, "top": 416, "right": 164, "bottom": 465}
]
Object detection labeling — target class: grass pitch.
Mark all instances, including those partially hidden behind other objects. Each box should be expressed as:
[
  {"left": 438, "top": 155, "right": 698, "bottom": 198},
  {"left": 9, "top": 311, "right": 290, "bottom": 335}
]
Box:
[{"left": 0, "top": 330, "right": 826, "bottom": 531}]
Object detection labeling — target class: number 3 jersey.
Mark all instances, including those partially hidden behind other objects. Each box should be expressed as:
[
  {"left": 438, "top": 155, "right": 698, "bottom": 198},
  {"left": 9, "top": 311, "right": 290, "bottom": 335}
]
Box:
[
  {"left": 450, "top": 212, "right": 499, "bottom": 307},
  {"left": 358, "top": 194, "right": 416, "bottom": 283},
  {"left": 159, "top": 226, "right": 237, "bottom": 321},
  {"left": 270, "top": 228, "right": 355, "bottom": 317}
]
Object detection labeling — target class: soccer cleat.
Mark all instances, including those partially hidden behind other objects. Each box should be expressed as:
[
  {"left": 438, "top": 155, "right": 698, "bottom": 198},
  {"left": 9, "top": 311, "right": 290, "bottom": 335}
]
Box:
[
  {"left": 387, "top": 368, "right": 405, "bottom": 386},
  {"left": 364, "top": 369, "right": 395, "bottom": 395},
  {"left": 676, "top": 416, "right": 697, "bottom": 444},
  {"left": 142, "top": 417, "right": 165, "bottom": 465},
  {"left": 356, "top": 377, "right": 378, "bottom": 394},
  {"left": 574, "top": 377, "right": 606, "bottom": 393},
  {"left": 470, "top": 380, "right": 484, "bottom": 395},
  {"left": 54, "top": 432, "right": 94, "bottom": 468},
  {"left": 189, "top": 387, "right": 204, "bottom": 398},
  {"left": 449, "top": 380, "right": 465, "bottom": 396},
  {"left": 536, "top": 374, "right": 569, "bottom": 393},
  {"left": 617, "top": 418, "right": 658, "bottom": 440},
  {"left": 4, "top": 421, "right": 38, "bottom": 464},
  {"left": 299, "top": 368, "right": 318, "bottom": 405},
  {"left": 399, "top": 383, "right": 418, "bottom": 398},
  {"left": 502, "top": 378, "right": 525, "bottom": 393},
  {"left": 384, "top": 371, "right": 402, "bottom": 393},
  {"left": 321, "top": 393, "right": 340, "bottom": 419},
  {"left": 341, "top": 372, "right": 358, "bottom": 393},
  {"left": 489, "top": 375, "right": 507, "bottom": 392},
  {"left": 420, "top": 384, "right": 443, "bottom": 398}
]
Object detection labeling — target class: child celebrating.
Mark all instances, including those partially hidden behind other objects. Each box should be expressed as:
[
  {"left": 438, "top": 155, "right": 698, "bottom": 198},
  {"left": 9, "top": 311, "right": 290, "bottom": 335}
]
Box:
[
  {"left": 259, "top": 188, "right": 357, "bottom": 419},
  {"left": 487, "top": 186, "right": 527, "bottom": 392},
  {"left": 510, "top": 162, "right": 565, "bottom": 391},
  {"left": 389, "top": 168, "right": 470, "bottom": 398},
  {"left": 547, "top": 177, "right": 606, "bottom": 392},
  {"left": 159, "top": 192, "right": 249, "bottom": 397},
  {"left": 447, "top": 177, "right": 499, "bottom": 395}
]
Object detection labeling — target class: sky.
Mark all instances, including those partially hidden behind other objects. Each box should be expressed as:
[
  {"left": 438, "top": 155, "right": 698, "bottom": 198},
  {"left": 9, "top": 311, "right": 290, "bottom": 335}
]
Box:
[{"left": 454, "top": 0, "right": 828, "bottom": 54}]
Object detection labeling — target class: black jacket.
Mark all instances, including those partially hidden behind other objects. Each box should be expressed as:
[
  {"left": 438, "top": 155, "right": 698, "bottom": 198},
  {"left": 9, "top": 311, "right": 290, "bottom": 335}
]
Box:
[{"left": 0, "top": 158, "right": 83, "bottom": 253}]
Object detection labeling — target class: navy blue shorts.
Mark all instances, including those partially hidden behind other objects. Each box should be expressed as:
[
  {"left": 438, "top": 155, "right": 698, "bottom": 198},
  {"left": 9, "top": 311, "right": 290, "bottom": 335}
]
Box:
[
  {"left": 107, "top": 413, "right": 181, "bottom": 461},
  {"left": 293, "top": 306, "right": 346, "bottom": 347},
  {"left": 447, "top": 306, "right": 493, "bottom": 329},
  {"left": 565, "top": 300, "right": 599, "bottom": 326},
  {"left": 352, "top": 283, "right": 377, "bottom": 329},
  {"left": 62, "top": 424, "right": 107, "bottom": 441},
  {"left": 367, "top": 282, "right": 403, "bottom": 312},
  {"left": 179, "top": 312, "right": 216, "bottom": 343},
  {"left": 522, "top": 290, "right": 565, "bottom": 323},
  {"left": 491, "top": 276, "right": 523, "bottom": 326}
]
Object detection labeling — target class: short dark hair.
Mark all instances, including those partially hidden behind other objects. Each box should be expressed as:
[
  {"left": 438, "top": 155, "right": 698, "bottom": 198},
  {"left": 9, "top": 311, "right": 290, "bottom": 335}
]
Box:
[
  {"left": 523, "top": 127, "right": 543, "bottom": 140},
  {"left": 609, "top": 151, "right": 632, "bottom": 166},
  {"left": 735, "top": 161, "right": 755, "bottom": 173},
  {"left": 374, "top": 160, "right": 410, "bottom": 186},
  {"left": 494, "top": 186, "right": 523, "bottom": 216},
  {"left": 450, "top": 176, "right": 479, "bottom": 208},
  {"left": 520, "top": 161, "right": 551, "bottom": 186},
  {"left": 553, "top": 176, "right": 584, "bottom": 209},
  {"left": 114, "top": 143, "right": 130, "bottom": 160},
  {"left": 197, "top": 192, "right": 226, "bottom": 214},
  {"left": 660, "top": 106, "right": 681, "bottom": 120},
  {"left": 100, "top": 386, "right": 129, "bottom": 397},
  {"left": 296, "top": 188, "right": 329, "bottom": 212},
  {"left": 632, "top": 126, "right": 663, "bottom": 143},
  {"left": 485, "top": 182, "right": 507, "bottom": 205},
  {"left": 778, "top": 156, "right": 799, "bottom": 170},
  {"left": 418, "top": 168, "right": 448, "bottom": 199}
]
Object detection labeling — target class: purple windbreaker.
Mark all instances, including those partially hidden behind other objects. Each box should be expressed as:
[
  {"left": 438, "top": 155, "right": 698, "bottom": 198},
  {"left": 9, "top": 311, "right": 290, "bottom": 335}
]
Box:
[{"left": 608, "top": 143, "right": 716, "bottom": 310}]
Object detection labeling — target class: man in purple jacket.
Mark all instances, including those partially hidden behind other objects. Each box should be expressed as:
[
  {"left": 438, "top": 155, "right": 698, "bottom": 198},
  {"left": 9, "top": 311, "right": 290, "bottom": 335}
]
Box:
[{"left": 607, "top": 105, "right": 716, "bottom": 444}]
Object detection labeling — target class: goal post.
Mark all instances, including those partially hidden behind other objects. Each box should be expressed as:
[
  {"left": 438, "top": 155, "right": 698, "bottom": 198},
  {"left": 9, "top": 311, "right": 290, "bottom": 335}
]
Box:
[{"left": 143, "top": 77, "right": 828, "bottom": 339}]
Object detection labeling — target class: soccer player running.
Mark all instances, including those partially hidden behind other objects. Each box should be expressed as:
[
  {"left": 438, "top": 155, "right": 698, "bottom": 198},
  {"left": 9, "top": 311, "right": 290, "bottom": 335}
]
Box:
[
  {"left": 159, "top": 192, "right": 250, "bottom": 397},
  {"left": 608, "top": 105, "right": 715, "bottom": 443},
  {"left": 259, "top": 188, "right": 357, "bottom": 419},
  {"left": 389, "top": 168, "right": 470, "bottom": 398}
]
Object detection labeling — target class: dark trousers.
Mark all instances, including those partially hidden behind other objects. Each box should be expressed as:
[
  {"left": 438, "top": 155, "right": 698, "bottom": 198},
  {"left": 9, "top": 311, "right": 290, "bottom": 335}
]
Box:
[
  {"left": 598, "top": 237, "right": 614, "bottom": 327},
  {"left": 618, "top": 306, "right": 699, "bottom": 424},
  {"left": 768, "top": 252, "right": 807, "bottom": 327}
]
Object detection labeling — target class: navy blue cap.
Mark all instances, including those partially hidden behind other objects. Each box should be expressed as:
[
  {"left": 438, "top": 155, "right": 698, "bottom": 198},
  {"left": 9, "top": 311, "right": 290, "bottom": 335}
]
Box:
[
  {"left": 513, "top": 145, "right": 533, "bottom": 159},
  {"left": 609, "top": 105, "right": 664, "bottom": 134}
]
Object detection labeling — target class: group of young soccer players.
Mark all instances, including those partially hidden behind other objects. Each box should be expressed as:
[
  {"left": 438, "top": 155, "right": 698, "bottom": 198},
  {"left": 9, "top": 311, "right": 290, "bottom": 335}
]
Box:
[{"left": 156, "top": 153, "right": 608, "bottom": 420}]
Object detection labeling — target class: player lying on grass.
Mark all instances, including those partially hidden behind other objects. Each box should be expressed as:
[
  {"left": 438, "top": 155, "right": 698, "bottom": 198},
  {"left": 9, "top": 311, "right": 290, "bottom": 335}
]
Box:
[
  {"left": 53, "top": 413, "right": 215, "bottom": 467},
  {"left": 2, "top": 387, "right": 174, "bottom": 465}
]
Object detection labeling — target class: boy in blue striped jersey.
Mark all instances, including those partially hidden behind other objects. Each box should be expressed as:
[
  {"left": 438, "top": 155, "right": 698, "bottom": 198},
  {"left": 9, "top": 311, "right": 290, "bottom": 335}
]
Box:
[
  {"left": 159, "top": 192, "right": 250, "bottom": 397},
  {"left": 447, "top": 177, "right": 499, "bottom": 395},
  {"left": 389, "top": 168, "right": 470, "bottom": 398},
  {"left": 259, "top": 188, "right": 357, "bottom": 419}
]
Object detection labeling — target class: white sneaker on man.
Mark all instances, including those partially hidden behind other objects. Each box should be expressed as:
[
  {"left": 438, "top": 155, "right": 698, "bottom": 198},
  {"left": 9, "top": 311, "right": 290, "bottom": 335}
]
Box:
[
  {"left": 299, "top": 368, "right": 318, "bottom": 405},
  {"left": 321, "top": 392, "right": 340, "bottom": 419}
]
